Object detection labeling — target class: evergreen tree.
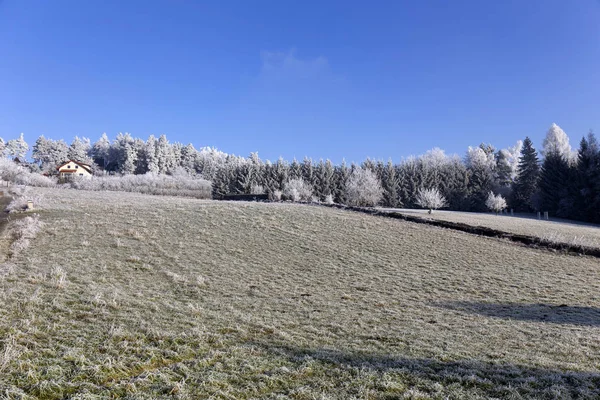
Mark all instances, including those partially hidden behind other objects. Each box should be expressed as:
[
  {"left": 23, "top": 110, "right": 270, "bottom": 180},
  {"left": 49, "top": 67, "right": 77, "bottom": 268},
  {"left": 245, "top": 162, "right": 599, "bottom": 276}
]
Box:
[
  {"left": 512, "top": 137, "right": 540, "bottom": 211},
  {"left": 91, "top": 133, "right": 111, "bottom": 169},
  {"left": 381, "top": 160, "right": 400, "bottom": 207},
  {"left": 6, "top": 133, "right": 29, "bottom": 160},
  {"left": 539, "top": 150, "right": 571, "bottom": 216},
  {"left": 289, "top": 158, "right": 302, "bottom": 180},
  {"left": 68, "top": 136, "right": 92, "bottom": 163},
  {"left": 333, "top": 159, "right": 349, "bottom": 204},
  {"left": 0, "top": 137, "right": 5, "bottom": 157},
  {"left": 576, "top": 132, "right": 600, "bottom": 222},
  {"left": 301, "top": 157, "right": 314, "bottom": 186}
]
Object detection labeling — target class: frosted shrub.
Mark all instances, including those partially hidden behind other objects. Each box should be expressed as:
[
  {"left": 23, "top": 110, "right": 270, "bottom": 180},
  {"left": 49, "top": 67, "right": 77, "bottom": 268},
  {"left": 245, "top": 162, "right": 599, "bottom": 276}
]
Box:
[
  {"left": 346, "top": 168, "right": 383, "bottom": 207},
  {"left": 415, "top": 187, "right": 447, "bottom": 214},
  {"left": 0, "top": 158, "right": 56, "bottom": 187},
  {"left": 485, "top": 191, "right": 507, "bottom": 214},
  {"left": 68, "top": 173, "right": 212, "bottom": 199},
  {"left": 311, "top": 195, "right": 320, "bottom": 204},
  {"left": 324, "top": 194, "right": 334, "bottom": 205},
  {"left": 272, "top": 190, "right": 282, "bottom": 201},
  {"left": 283, "top": 179, "right": 313, "bottom": 202},
  {"left": 250, "top": 184, "right": 265, "bottom": 195},
  {"left": 9, "top": 214, "right": 44, "bottom": 256},
  {"left": 6, "top": 187, "right": 46, "bottom": 213}
]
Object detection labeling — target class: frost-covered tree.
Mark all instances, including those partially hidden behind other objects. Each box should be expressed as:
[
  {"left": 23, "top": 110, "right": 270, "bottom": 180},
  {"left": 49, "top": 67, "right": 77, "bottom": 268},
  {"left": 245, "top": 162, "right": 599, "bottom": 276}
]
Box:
[
  {"left": 496, "top": 140, "right": 522, "bottom": 186},
  {"left": 68, "top": 136, "right": 92, "bottom": 162},
  {"left": 112, "top": 133, "right": 137, "bottom": 174},
  {"left": 6, "top": 133, "right": 29, "bottom": 160},
  {"left": 333, "top": 159, "right": 349, "bottom": 204},
  {"left": 512, "top": 137, "right": 540, "bottom": 211},
  {"left": 465, "top": 144, "right": 496, "bottom": 211},
  {"left": 415, "top": 187, "right": 447, "bottom": 213},
  {"left": 32, "top": 137, "right": 69, "bottom": 172},
  {"left": 156, "top": 134, "right": 175, "bottom": 174},
  {"left": 283, "top": 178, "right": 313, "bottom": 202},
  {"left": 314, "top": 159, "right": 335, "bottom": 200},
  {"left": 542, "top": 123, "right": 574, "bottom": 162},
  {"left": 346, "top": 167, "right": 383, "bottom": 207},
  {"left": 485, "top": 192, "right": 507, "bottom": 214},
  {"left": 0, "top": 137, "right": 5, "bottom": 157},
  {"left": 180, "top": 143, "right": 197, "bottom": 173},
  {"left": 91, "top": 133, "right": 111, "bottom": 169},
  {"left": 381, "top": 160, "right": 400, "bottom": 207}
]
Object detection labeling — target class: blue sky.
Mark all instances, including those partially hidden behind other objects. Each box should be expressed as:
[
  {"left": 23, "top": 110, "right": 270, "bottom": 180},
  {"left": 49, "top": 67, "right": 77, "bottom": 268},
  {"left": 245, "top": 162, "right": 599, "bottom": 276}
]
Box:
[{"left": 1, "top": 0, "right": 599, "bottom": 163}]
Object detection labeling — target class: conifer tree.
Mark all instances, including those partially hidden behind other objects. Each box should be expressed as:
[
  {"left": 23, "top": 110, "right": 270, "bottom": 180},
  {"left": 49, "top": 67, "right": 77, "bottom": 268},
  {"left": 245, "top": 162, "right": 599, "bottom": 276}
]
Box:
[
  {"left": 381, "top": 159, "right": 400, "bottom": 207},
  {"left": 512, "top": 137, "right": 540, "bottom": 211}
]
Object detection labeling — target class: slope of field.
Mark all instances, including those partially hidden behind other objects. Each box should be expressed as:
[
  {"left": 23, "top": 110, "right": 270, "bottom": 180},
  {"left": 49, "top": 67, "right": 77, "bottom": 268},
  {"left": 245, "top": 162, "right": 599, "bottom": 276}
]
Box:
[
  {"left": 1, "top": 188, "right": 600, "bottom": 399},
  {"left": 379, "top": 208, "right": 600, "bottom": 251}
]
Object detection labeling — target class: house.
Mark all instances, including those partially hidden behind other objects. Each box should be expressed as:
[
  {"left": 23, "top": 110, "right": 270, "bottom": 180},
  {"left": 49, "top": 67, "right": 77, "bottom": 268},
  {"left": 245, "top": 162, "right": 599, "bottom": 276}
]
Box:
[{"left": 57, "top": 160, "right": 93, "bottom": 180}]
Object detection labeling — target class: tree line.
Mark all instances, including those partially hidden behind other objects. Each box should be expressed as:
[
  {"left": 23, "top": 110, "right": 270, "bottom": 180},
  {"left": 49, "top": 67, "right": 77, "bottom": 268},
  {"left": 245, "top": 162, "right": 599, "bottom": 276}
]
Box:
[{"left": 1, "top": 123, "right": 598, "bottom": 223}]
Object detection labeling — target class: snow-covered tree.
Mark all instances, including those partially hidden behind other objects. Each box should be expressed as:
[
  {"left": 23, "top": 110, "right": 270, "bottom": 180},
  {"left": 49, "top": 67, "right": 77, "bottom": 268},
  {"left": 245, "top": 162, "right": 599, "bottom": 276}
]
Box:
[
  {"left": 415, "top": 187, "right": 447, "bottom": 213},
  {"left": 283, "top": 178, "right": 313, "bottom": 202},
  {"left": 6, "top": 133, "right": 29, "bottom": 160},
  {"left": 542, "top": 123, "right": 575, "bottom": 163},
  {"left": 68, "top": 136, "right": 92, "bottom": 162},
  {"left": 346, "top": 167, "right": 383, "bottom": 207},
  {"left": 0, "top": 137, "right": 5, "bottom": 157},
  {"left": 91, "top": 133, "right": 111, "bottom": 168},
  {"left": 496, "top": 140, "right": 522, "bottom": 185},
  {"left": 485, "top": 192, "right": 507, "bottom": 214},
  {"left": 156, "top": 134, "right": 175, "bottom": 174},
  {"left": 144, "top": 135, "right": 159, "bottom": 174}
]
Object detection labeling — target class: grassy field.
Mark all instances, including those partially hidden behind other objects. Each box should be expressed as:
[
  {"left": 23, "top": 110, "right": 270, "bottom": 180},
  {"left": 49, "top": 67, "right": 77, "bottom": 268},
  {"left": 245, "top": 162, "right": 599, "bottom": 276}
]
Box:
[
  {"left": 380, "top": 208, "right": 600, "bottom": 251},
  {"left": 1, "top": 187, "right": 600, "bottom": 399}
]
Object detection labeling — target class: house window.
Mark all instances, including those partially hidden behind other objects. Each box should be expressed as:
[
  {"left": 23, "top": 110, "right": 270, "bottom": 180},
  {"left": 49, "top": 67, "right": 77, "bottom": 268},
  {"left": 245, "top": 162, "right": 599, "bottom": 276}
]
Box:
[
  {"left": 79, "top": 174, "right": 83, "bottom": 176},
  {"left": 75, "top": 165, "right": 79, "bottom": 169}
]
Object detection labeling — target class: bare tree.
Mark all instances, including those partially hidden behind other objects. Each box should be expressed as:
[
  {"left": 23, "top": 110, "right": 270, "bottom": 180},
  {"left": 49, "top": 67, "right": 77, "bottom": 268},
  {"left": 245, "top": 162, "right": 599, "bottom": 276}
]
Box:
[{"left": 415, "top": 188, "right": 447, "bottom": 214}]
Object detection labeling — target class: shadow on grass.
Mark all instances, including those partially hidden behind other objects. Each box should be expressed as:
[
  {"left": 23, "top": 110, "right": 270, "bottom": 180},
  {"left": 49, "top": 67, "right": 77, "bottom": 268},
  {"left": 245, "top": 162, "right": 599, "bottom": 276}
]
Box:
[
  {"left": 251, "top": 340, "right": 600, "bottom": 398},
  {"left": 436, "top": 301, "right": 600, "bottom": 326}
]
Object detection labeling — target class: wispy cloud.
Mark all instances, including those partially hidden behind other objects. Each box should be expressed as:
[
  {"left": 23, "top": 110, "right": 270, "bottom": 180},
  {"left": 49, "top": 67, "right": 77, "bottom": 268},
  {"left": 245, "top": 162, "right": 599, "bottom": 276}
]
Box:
[{"left": 259, "top": 49, "right": 329, "bottom": 79}]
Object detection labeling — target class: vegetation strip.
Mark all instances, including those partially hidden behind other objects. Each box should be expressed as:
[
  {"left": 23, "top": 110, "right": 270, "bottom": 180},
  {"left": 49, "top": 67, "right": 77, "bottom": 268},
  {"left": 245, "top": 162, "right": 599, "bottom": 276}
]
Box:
[{"left": 322, "top": 204, "right": 600, "bottom": 258}]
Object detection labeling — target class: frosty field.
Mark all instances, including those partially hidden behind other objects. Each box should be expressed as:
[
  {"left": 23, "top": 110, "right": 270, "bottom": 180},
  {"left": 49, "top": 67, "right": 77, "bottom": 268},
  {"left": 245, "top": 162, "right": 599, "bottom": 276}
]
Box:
[
  {"left": 1, "top": 188, "right": 600, "bottom": 399},
  {"left": 380, "top": 208, "right": 600, "bottom": 251}
]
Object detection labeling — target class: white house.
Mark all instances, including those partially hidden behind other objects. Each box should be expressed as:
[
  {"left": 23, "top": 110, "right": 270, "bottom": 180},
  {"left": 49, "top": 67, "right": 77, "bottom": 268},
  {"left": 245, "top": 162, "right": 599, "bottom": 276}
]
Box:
[{"left": 57, "top": 160, "right": 92, "bottom": 180}]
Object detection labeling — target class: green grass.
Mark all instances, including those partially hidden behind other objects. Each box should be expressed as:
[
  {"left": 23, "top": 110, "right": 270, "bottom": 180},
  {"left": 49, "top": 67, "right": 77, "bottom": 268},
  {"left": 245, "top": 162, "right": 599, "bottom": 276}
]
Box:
[{"left": 1, "top": 187, "right": 599, "bottom": 399}]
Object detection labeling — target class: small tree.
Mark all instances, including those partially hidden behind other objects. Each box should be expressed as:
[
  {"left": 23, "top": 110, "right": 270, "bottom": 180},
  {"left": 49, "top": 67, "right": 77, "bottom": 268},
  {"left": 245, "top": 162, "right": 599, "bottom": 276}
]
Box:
[
  {"left": 346, "top": 167, "right": 383, "bottom": 207},
  {"left": 415, "top": 188, "right": 447, "bottom": 214},
  {"left": 485, "top": 192, "right": 507, "bottom": 214},
  {"left": 283, "top": 178, "right": 313, "bottom": 202}
]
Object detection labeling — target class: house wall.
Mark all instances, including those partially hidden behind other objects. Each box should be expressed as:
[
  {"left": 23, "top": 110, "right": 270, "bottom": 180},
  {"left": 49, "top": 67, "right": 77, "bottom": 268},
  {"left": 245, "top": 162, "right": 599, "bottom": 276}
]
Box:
[{"left": 58, "top": 163, "right": 92, "bottom": 178}]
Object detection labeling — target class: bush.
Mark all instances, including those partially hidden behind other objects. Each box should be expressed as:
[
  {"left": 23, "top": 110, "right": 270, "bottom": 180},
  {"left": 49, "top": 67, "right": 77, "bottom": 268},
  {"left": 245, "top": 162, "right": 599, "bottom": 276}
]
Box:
[
  {"left": 283, "top": 179, "right": 313, "bottom": 202},
  {"left": 485, "top": 192, "right": 507, "bottom": 214},
  {"left": 68, "top": 173, "right": 212, "bottom": 199},
  {"left": 346, "top": 168, "right": 383, "bottom": 207},
  {"left": 0, "top": 158, "right": 56, "bottom": 187},
  {"left": 324, "top": 194, "right": 334, "bottom": 205}
]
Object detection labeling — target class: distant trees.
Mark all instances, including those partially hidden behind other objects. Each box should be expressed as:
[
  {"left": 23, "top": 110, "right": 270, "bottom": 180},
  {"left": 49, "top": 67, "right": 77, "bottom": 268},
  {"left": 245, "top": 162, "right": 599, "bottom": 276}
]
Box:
[
  {"left": 2, "top": 124, "right": 600, "bottom": 223},
  {"left": 415, "top": 188, "right": 447, "bottom": 214}
]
